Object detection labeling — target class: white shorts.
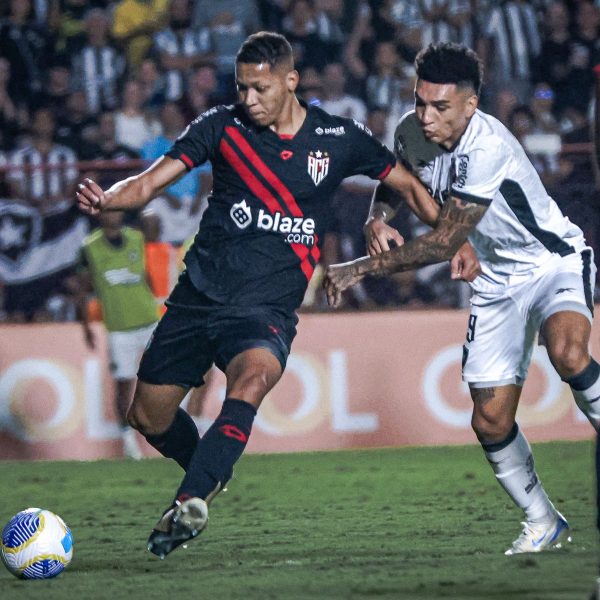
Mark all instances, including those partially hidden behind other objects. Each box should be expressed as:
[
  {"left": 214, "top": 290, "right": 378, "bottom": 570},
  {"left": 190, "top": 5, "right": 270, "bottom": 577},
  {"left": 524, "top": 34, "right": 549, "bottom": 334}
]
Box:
[
  {"left": 462, "top": 249, "right": 596, "bottom": 386},
  {"left": 107, "top": 323, "right": 157, "bottom": 380}
]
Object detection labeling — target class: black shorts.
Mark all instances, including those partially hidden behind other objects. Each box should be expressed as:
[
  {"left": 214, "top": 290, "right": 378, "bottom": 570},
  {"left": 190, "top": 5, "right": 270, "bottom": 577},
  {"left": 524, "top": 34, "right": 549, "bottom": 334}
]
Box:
[{"left": 137, "top": 271, "right": 298, "bottom": 388}]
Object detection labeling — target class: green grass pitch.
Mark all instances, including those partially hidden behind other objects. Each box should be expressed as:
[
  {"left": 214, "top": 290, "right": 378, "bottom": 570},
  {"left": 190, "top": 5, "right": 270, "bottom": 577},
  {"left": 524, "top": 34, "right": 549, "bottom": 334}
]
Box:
[{"left": 0, "top": 441, "right": 597, "bottom": 599}]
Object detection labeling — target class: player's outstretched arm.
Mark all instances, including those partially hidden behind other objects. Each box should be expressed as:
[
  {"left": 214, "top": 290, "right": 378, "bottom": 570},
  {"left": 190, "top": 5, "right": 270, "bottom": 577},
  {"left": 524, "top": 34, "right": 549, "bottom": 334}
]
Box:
[
  {"left": 380, "top": 163, "right": 440, "bottom": 227},
  {"left": 324, "top": 195, "right": 486, "bottom": 307},
  {"left": 76, "top": 156, "right": 186, "bottom": 215}
]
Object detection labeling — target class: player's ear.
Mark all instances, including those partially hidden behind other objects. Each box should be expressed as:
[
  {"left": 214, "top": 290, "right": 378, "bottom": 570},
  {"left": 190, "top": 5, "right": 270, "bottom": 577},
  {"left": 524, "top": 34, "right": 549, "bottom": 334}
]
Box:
[
  {"left": 465, "top": 94, "right": 478, "bottom": 118},
  {"left": 286, "top": 70, "right": 299, "bottom": 93}
]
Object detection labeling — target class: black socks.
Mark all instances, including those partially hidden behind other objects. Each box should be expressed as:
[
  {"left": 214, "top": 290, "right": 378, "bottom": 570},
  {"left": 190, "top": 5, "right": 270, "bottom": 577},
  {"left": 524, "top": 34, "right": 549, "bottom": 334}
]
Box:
[{"left": 176, "top": 398, "right": 256, "bottom": 501}]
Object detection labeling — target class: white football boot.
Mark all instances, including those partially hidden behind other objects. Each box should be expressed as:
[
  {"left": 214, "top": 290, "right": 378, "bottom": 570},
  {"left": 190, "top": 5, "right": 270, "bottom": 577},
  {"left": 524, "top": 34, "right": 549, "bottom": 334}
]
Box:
[
  {"left": 147, "top": 497, "right": 208, "bottom": 559},
  {"left": 504, "top": 512, "right": 570, "bottom": 555}
]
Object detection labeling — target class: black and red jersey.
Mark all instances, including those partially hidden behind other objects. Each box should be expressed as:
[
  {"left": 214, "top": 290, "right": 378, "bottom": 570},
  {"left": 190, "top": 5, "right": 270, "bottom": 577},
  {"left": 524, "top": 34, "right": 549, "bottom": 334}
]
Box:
[{"left": 166, "top": 100, "right": 395, "bottom": 312}]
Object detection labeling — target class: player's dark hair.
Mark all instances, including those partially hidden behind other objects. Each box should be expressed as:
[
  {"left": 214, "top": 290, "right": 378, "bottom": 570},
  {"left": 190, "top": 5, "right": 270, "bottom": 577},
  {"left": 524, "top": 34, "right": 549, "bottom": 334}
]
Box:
[
  {"left": 236, "top": 31, "right": 294, "bottom": 70},
  {"left": 415, "top": 43, "right": 483, "bottom": 96}
]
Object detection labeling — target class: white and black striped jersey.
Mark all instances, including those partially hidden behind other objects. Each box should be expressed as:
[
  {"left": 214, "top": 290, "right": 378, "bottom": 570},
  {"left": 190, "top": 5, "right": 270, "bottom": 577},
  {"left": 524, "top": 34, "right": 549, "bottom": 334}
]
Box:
[
  {"left": 394, "top": 110, "right": 586, "bottom": 294},
  {"left": 484, "top": 1, "right": 541, "bottom": 82},
  {"left": 71, "top": 44, "right": 126, "bottom": 114},
  {"left": 152, "top": 27, "right": 212, "bottom": 101},
  {"left": 401, "top": 0, "right": 472, "bottom": 46},
  {"left": 7, "top": 144, "right": 78, "bottom": 203}
]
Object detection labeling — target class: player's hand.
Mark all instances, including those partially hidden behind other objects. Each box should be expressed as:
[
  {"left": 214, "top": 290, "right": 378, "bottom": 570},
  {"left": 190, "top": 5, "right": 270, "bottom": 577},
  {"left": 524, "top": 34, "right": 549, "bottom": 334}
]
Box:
[
  {"left": 364, "top": 217, "right": 404, "bottom": 256},
  {"left": 450, "top": 242, "right": 481, "bottom": 282},
  {"left": 76, "top": 178, "right": 105, "bottom": 216},
  {"left": 324, "top": 260, "right": 365, "bottom": 308}
]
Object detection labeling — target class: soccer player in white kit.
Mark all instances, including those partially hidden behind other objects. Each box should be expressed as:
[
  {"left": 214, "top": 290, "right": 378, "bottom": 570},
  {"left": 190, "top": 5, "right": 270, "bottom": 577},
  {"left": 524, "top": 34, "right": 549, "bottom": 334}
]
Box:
[{"left": 324, "top": 43, "right": 600, "bottom": 555}]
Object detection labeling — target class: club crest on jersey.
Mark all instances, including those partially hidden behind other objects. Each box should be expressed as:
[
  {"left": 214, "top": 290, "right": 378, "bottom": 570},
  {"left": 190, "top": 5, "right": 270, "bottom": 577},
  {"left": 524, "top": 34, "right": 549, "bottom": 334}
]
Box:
[
  {"left": 230, "top": 199, "right": 252, "bottom": 229},
  {"left": 308, "top": 150, "right": 329, "bottom": 186}
]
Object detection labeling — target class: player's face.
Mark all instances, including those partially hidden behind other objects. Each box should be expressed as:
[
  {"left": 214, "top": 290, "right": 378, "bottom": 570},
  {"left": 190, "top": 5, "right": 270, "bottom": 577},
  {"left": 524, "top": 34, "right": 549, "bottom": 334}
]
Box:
[
  {"left": 236, "top": 62, "right": 296, "bottom": 128},
  {"left": 414, "top": 80, "right": 478, "bottom": 149}
]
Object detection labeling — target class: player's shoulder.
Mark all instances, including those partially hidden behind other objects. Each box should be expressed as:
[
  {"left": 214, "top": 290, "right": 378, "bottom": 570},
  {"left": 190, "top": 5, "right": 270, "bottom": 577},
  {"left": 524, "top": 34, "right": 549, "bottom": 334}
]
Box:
[
  {"left": 309, "top": 104, "right": 373, "bottom": 139},
  {"left": 459, "top": 110, "right": 513, "bottom": 156},
  {"left": 394, "top": 110, "right": 444, "bottom": 168},
  {"left": 188, "top": 104, "right": 234, "bottom": 127}
]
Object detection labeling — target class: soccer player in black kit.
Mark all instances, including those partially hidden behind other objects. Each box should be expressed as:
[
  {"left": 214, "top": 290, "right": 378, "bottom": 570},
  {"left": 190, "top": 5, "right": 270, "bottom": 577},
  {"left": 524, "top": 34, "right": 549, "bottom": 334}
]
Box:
[{"left": 76, "top": 32, "right": 479, "bottom": 558}]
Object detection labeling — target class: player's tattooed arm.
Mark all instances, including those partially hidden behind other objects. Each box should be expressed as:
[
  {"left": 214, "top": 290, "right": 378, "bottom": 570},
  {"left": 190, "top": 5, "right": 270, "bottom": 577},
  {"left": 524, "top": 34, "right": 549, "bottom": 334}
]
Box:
[{"left": 324, "top": 196, "right": 487, "bottom": 307}]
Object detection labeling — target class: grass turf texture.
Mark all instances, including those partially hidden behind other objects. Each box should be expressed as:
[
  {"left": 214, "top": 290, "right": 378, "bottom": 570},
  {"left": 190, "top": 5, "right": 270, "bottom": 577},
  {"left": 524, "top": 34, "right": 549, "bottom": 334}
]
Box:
[{"left": 0, "top": 441, "right": 597, "bottom": 599}]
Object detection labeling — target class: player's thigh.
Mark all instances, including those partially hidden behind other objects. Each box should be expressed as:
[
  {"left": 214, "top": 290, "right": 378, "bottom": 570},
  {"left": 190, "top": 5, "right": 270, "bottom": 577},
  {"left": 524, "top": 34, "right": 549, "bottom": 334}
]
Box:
[
  {"left": 138, "top": 285, "right": 216, "bottom": 389},
  {"left": 534, "top": 248, "right": 596, "bottom": 328},
  {"left": 213, "top": 309, "right": 298, "bottom": 408},
  {"left": 462, "top": 295, "right": 534, "bottom": 386}
]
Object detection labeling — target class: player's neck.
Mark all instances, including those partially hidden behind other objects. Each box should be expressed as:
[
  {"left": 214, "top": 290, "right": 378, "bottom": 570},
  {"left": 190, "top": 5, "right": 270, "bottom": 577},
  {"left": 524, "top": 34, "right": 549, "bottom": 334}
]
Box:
[{"left": 269, "top": 97, "right": 306, "bottom": 137}]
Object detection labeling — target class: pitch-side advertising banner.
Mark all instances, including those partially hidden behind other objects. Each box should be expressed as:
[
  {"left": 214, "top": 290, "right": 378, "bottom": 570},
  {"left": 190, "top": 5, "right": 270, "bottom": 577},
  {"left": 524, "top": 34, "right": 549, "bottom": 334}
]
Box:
[{"left": 0, "top": 311, "right": 597, "bottom": 460}]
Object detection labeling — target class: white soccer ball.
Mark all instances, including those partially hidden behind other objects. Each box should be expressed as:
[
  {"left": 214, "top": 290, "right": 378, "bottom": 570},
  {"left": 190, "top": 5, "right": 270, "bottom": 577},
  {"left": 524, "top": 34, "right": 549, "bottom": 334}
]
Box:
[{"left": 1, "top": 508, "right": 73, "bottom": 579}]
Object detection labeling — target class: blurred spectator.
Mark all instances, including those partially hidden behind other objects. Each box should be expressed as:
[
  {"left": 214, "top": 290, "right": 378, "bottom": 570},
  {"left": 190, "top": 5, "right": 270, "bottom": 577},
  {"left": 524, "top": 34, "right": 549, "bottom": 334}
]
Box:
[
  {"left": 258, "top": 0, "right": 287, "bottom": 31},
  {"left": 283, "top": 0, "right": 326, "bottom": 71},
  {"left": 563, "top": 0, "right": 600, "bottom": 114},
  {"left": 75, "top": 210, "right": 158, "bottom": 459},
  {"left": 56, "top": 90, "right": 99, "bottom": 158},
  {"left": 140, "top": 101, "right": 210, "bottom": 245},
  {"left": 111, "top": 0, "right": 169, "bottom": 69},
  {"left": 191, "top": 0, "right": 260, "bottom": 99},
  {"left": 0, "top": 0, "right": 52, "bottom": 106},
  {"left": 6, "top": 107, "right": 78, "bottom": 212},
  {"left": 319, "top": 62, "right": 367, "bottom": 122},
  {"left": 114, "top": 80, "right": 162, "bottom": 152},
  {"left": 365, "top": 41, "right": 407, "bottom": 112},
  {"left": 537, "top": 0, "right": 583, "bottom": 117},
  {"left": 55, "top": 0, "right": 97, "bottom": 56},
  {"left": 375, "top": 0, "right": 422, "bottom": 59},
  {"left": 183, "top": 63, "right": 220, "bottom": 118},
  {"left": 479, "top": 0, "right": 542, "bottom": 104},
  {"left": 313, "top": 0, "right": 346, "bottom": 64},
  {"left": 508, "top": 104, "right": 561, "bottom": 187},
  {"left": 31, "top": 64, "right": 71, "bottom": 121},
  {"left": 402, "top": 0, "right": 472, "bottom": 48},
  {"left": 88, "top": 111, "right": 140, "bottom": 189},
  {"left": 0, "top": 58, "right": 22, "bottom": 150},
  {"left": 71, "top": 8, "right": 126, "bottom": 115},
  {"left": 152, "top": 0, "right": 214, "bottom": 102},
  {"left": 1, "top": 107, "right": 87, "bottom": 322},
  {"left": 491, "top": 86, "right": 520, "bottom": 125},
  {"left": 136, "top": 57, "right": 167, "bottom": 109},
  {"left": 531, "top": 82, "right": 561, "bottom": 133},
  {"left": 343, "top": 1, "right": 375, "bottom": 89},
  {"left": 297, "top": 66, "right": 324, "bottom": 106}
]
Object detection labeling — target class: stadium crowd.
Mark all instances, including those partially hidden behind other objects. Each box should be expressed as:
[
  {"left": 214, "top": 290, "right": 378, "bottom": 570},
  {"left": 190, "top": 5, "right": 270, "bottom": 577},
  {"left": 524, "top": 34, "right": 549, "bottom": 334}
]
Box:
[{"left": 0, "top": 0, "right": 599, "bottom": 321}]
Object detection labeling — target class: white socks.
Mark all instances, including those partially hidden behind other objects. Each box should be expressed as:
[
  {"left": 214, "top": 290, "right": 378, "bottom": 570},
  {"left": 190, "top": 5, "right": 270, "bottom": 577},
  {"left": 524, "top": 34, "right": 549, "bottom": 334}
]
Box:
[
  {"left": 482, "top": 424, "right": 556, "bottom": 523},
  {"left": 563, "top": 359, "right": 600, "bottom": 430}
]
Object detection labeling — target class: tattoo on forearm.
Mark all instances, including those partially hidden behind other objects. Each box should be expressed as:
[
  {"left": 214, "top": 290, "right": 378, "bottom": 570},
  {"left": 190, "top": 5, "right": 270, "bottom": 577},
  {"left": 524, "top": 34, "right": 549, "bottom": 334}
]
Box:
[{"left": 366, "top": 197, "right": 486, "bottom": 276}]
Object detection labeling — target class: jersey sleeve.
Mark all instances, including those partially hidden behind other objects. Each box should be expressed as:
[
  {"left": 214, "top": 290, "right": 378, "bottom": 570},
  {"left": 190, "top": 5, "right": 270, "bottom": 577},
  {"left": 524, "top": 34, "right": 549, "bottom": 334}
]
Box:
[
  {"left": 165, "top": 106, "right": 227, "bottom": 170},
  {"left": 345, "top": 119, "right": 396, "bottom": 180},
  {"left": 450, "top": 136, "right": 510, "bottom": 206}
]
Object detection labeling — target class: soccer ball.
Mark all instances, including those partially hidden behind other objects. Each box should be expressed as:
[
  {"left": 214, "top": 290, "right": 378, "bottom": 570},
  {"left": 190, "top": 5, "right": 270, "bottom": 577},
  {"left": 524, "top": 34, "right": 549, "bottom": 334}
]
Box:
[{"left": 1, "top": 508, "right": 73, "bottom": 579}]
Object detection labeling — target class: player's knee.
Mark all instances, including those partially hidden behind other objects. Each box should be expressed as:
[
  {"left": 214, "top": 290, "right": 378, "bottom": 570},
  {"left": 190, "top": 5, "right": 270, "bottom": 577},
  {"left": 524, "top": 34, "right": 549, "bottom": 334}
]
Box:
[
  {"left": 547, "top": 339, "right": 589, "bottom": 378},
  {"left": 126, "top": 402, "right": 156, "bottom": 435},
  {"left": 471, "top": 412, "right": 513, "bottom": 443},
  {"left": 228, "top": 366, "right": 273, "bottom": 404}
]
